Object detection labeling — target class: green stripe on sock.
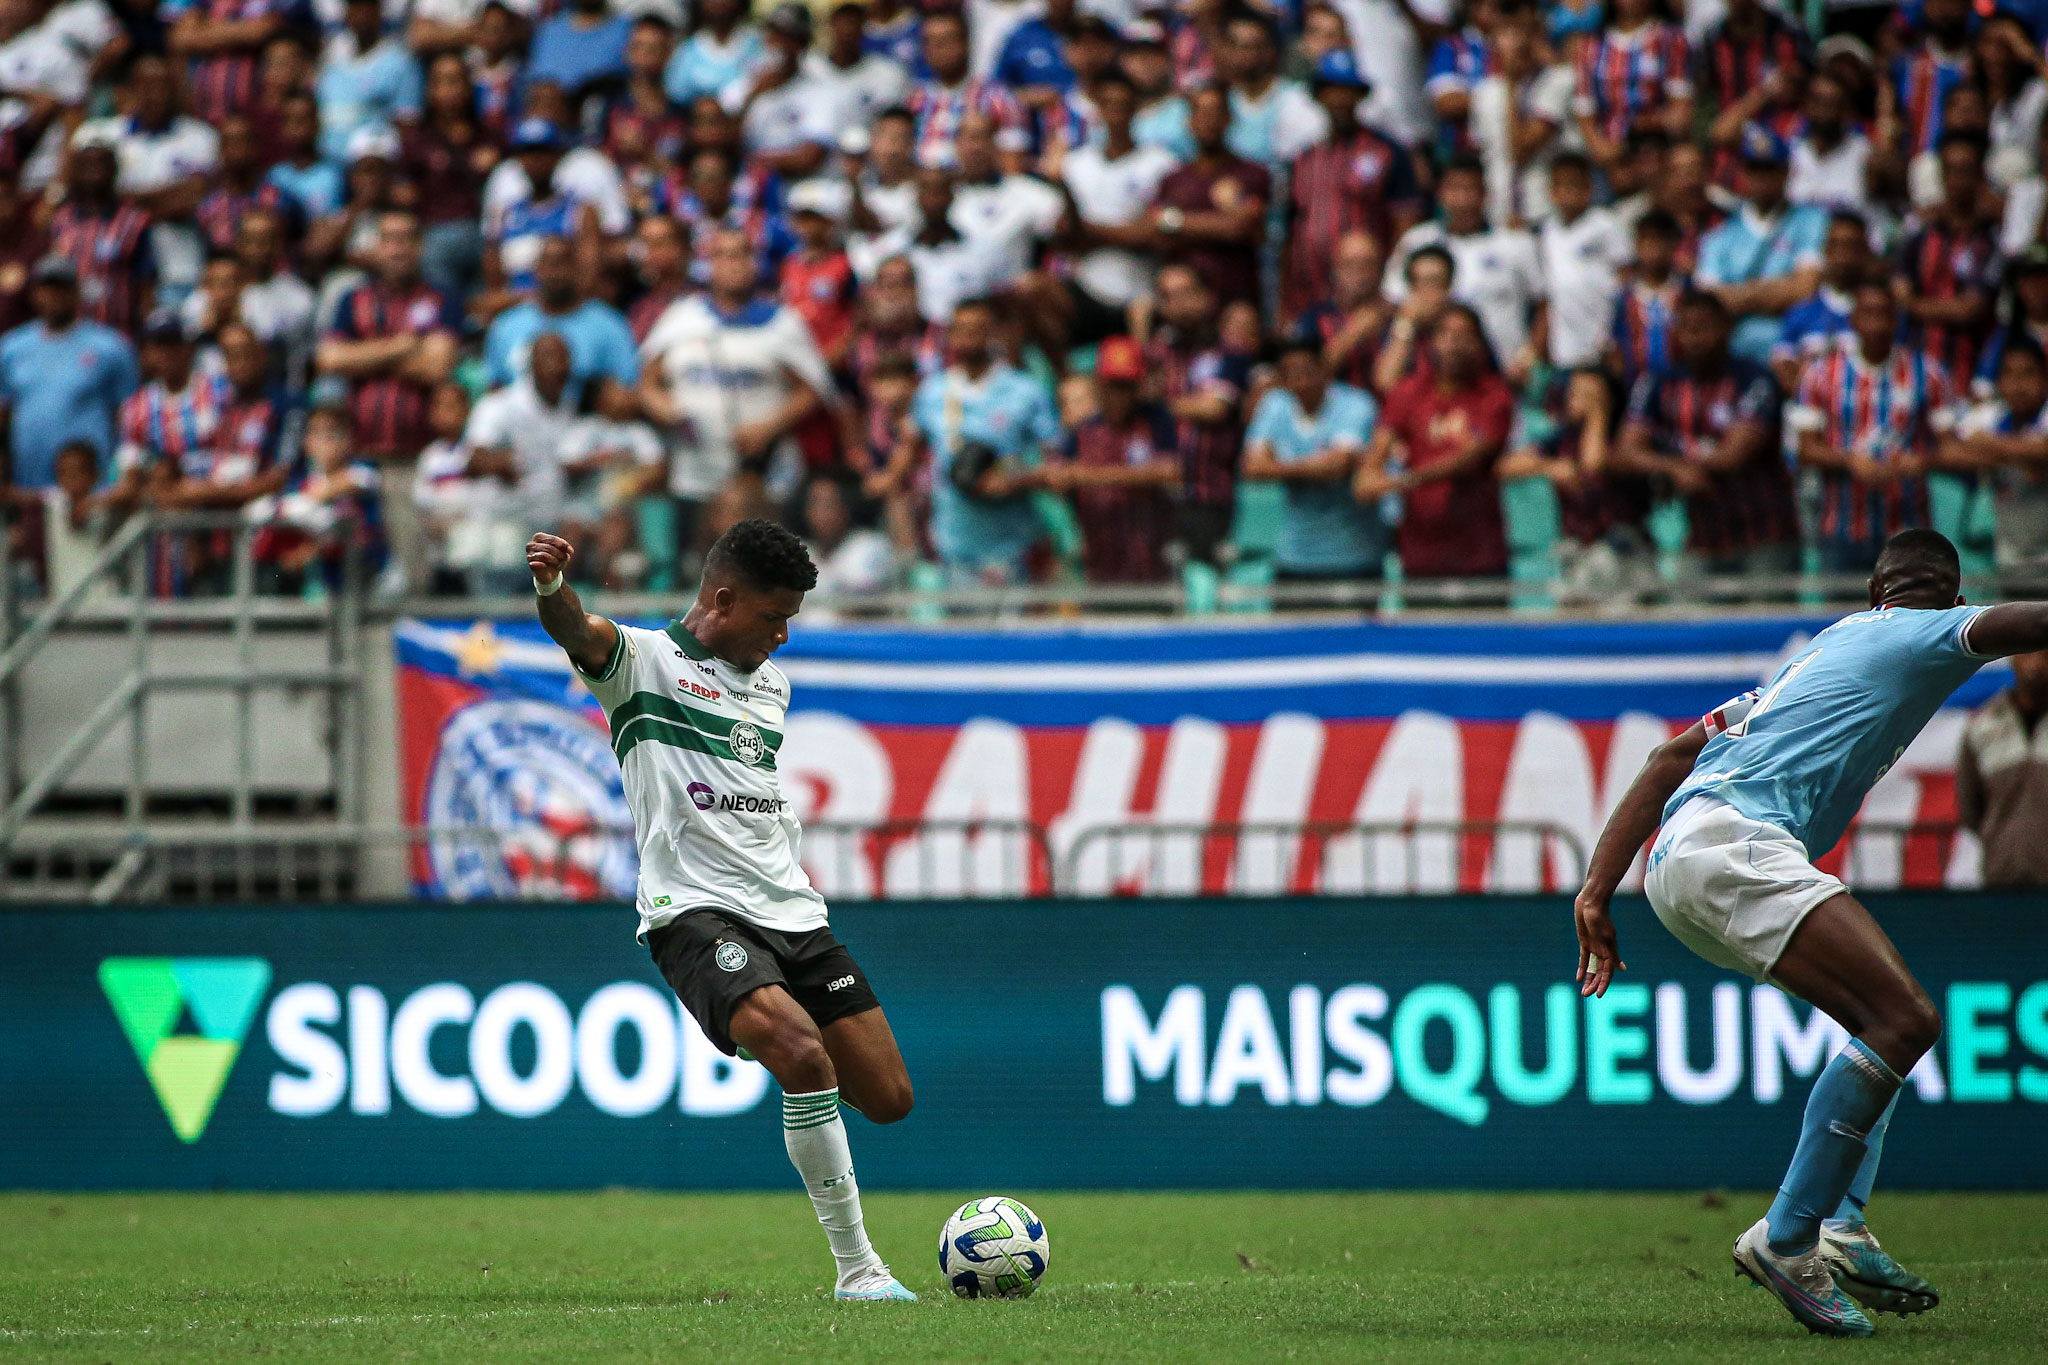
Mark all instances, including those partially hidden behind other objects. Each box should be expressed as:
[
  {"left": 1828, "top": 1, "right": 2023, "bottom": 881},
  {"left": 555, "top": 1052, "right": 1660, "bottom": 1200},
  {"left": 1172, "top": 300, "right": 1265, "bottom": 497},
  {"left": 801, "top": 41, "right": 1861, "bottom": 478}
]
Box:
[{"left": 783, "top": 1113, "right": 842, "bottom": 1130}]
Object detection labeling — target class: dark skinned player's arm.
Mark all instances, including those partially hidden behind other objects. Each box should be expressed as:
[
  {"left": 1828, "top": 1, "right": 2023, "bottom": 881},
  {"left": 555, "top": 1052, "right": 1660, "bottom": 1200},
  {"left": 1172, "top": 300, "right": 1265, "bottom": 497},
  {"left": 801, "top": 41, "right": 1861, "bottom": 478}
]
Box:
[
  {"left": 1572, "top": 719, "right": 1711, "bottom": 997},
  {"left": 1965, "top": 601, "right": 2048, "bottom": 658},
  {"left": 528, "top": 532, "right": 618, "bottom": 677}
]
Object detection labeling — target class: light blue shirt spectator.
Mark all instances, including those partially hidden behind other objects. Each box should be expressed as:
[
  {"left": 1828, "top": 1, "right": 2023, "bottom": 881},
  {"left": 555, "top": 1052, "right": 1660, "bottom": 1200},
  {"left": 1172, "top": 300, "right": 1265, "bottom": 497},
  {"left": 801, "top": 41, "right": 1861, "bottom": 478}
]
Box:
[
  {"left": 1131, "top": 96, "right": 1196, "bottom": 161},
  {"left": 315, "top": 34, "right": 422, "bottom": 164},
  {"left": 1695, "top": 201, "right": 1829, "bottom": 367},
  {"left": 525, "top": 11, "right": 632, "bottom": 97},
  {"left": 1245, "top": 381, "right": 1383, "bottom": 574},
  {"left": 665, "top": 26, "right": 764, "bottom": 107},
  {"left": 483, "top": 300, "right": 639, "bottom": 403},
  {"left": 266, "top": 158, "right": 347, "bottom": 220},
  {"left": 912, "top": 364, "right": 1061, "bottom": 574},
  {"left": 0, "top": 319, "right": 140, "bottom": 488}
]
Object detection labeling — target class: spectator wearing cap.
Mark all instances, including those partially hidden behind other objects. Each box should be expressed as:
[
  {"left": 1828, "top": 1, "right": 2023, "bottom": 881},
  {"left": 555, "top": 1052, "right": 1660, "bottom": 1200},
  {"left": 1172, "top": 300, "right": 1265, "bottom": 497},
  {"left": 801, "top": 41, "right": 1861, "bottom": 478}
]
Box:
[
  {"left": 904, "top": 9, "right": 1025, "bottom": 167},
  {"left": 314, "top": 0, "right": 422, "bottom": 165},
  {"left": 48, "top": 131, "right": 155, "bottom": 336},
  {"left": 527, "top": 0, "right": 631, "bottom": 100},
  {"left": 807, "top": 2, "right": 910, "bottom": 132},
  {"left": 664, "top": 0, "right": 763, "bottom": 108},
  {"left": 722, "top": 3, "right": 835, "bottom": 181},
  {"left": 165, "top": 0, "right": 291, "bottom": 125},
  {"left": 1694, "top": 123, "right": 1829, "bottom": 367},
  {"left": 1976, "top": 244, "right": 2048, "bottom": 396},
  {"left": 265, "top": 91, "right": 347, "bottom": 222},
  {"left": 0, "top": 255, "right": 139, "bottom": 489},
  {"left": 483, "top": 235, "right": 638, "bottom": 405},
  {"left": 638, "top": 226, "right": 836, "bottom": 531},
  {"left": 780, "top": 179, "right": 859, "bottom": 370},
  {"left": 480, "top": 118, "right": 598, "bottom": 309},
  {"left": 304, "top": 123, "right": 404, "bottom": 282},
  {"left": 1897, "top": 132, "right": 2004, "bottom": 390},
  {"left": 1287, "top": 49, "right": 1421, "bottom": 320},
  {"left": 1243, "top": 333, "right": 1383, "bottom": 584},
  {"left": 1149, "top": 83, "right": 1269, "bottom": 313},
  {"left": 481, "top": 82, "right": 634, "bottom": 250},
  {"left": 1050, "top": 335, "right": 1179, "bottom": 584}
]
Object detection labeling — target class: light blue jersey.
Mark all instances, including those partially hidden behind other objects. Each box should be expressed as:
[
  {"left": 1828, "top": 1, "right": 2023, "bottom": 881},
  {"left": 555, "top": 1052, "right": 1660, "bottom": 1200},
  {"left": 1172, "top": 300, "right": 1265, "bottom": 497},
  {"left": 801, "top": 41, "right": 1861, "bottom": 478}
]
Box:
[{"left": 1665, "top": 605, "right": 1991, "bottom": 857}]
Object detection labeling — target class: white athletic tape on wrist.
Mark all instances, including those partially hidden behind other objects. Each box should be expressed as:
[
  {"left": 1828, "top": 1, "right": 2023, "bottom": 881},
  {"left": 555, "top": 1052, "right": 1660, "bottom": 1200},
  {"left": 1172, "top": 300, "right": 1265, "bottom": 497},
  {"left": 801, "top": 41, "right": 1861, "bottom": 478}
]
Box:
[{"left": 534, "top": 573, "right": 564, "bottom": 596}]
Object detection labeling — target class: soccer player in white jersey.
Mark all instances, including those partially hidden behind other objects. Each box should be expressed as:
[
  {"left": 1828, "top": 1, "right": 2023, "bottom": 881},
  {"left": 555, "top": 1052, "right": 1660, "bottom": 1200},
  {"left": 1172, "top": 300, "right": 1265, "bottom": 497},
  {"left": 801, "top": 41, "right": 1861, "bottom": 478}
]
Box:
[
  {"left": 1576, "top": 529, "right": 2048, "bottom": 1337},
  {"left": 527, "top": 519, "right": 918, "bottom": 1303}
]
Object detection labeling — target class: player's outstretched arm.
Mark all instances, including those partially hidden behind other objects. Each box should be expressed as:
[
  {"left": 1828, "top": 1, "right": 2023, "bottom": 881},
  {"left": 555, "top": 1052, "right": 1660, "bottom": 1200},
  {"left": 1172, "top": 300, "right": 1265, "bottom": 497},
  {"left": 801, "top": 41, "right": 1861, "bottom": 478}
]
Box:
[
  {"left": 528, "top": 532, "right": 619, "bottom": 678},
  {"left": 1964, "top": 602, "right": 2048, "bottom": 659},
  {"left": 1572, "top": 720, "right": 1711, "bottom": 998}
]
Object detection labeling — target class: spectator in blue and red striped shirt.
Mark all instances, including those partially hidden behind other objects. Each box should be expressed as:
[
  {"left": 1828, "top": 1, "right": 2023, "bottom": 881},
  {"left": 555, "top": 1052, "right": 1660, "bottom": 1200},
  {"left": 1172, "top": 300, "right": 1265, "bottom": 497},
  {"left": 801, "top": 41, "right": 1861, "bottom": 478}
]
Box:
[
  {"left": 1051, "top": 335, "right": 1179, "bottom": 584},
  {"left": 1616, "top": 289, "right": 1796, "bottom": 573},
  {"left": 1790, "top": 280, "right": 1959, "bottom": 572},
  {"left": 165, "top": 0, "right": 290, "bottom": 125},
  {"left": 1698, "top": 0, "right": 1808, "bottom": 192},
  {"left": 195, "top": 115, "right": 294, "bottom": 255},
  {"left": 316, "top": 209, "right": 460, "bottom": 465},
  {"left": 1608, "top": 209, "right": 1683, "bottom": 392},
  {"left": 48, "top": 136, "right": 155, "bottom": 338},
  {"left": 1285, "top": 50, "right": 1423, "bottom": 321},
  {"left": 904, "top": 10, "right": 1024, "bottom": 167},
  {"left": 1897, "top": 132, "right": 2003, "bottom": 389},
  {"left": 1572, "top": 0, "right": 1693, "bottom": 174},
  {"left": 1144, "top": 261, "right": 1248, "bottom": 566}
]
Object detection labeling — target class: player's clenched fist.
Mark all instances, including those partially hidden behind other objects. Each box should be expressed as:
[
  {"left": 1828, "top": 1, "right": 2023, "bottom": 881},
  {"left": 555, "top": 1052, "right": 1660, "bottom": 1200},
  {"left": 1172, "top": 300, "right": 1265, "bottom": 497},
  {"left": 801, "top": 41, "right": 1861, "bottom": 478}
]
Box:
[{"left": 527, "top": 532, "right": 574, "bottom": 589}]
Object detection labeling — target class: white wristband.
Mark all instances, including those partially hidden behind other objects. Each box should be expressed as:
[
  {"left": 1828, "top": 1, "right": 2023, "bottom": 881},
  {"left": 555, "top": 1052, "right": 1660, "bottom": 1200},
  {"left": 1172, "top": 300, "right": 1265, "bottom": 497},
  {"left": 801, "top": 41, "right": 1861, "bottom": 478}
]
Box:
[{"left": 534, "top": 573, "right": 564, "bottom": 596}]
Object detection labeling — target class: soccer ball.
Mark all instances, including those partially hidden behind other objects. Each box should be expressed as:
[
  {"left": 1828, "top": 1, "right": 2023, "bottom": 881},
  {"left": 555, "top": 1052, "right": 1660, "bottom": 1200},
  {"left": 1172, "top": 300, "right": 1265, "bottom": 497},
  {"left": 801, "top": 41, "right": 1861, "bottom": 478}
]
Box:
[{"left": 938, "top": 1196, "right": 1049, "bottom": 1299}]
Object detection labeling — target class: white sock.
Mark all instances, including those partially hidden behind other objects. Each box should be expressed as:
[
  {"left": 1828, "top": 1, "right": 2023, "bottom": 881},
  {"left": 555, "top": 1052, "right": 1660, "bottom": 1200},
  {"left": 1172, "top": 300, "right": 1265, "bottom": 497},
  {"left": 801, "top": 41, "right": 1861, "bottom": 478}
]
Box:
[{"left": 782, "top": 1088, "right": 881, "bottom": 1283}]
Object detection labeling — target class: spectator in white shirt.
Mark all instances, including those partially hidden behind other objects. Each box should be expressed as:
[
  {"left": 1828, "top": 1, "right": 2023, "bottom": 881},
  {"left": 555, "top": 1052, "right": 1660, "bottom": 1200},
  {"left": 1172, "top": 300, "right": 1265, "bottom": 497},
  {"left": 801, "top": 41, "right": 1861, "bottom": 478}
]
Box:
[
  {"left": 802, "top": 470, "right": 899, "bottom": 599},
  {"left": 1787, "top": 70, "right": 1873, "bottom": 214},
  {"left": 1384, "top": 156, "right": 1547, "bottom": 384},
  {"left": 464, "top": 330, "right": 576, "bottom": 547},
  {"left": 1537, "top": 152, "right": 1630, "bottom": 370},
  {"left": 1469, "top": 3, "right": 1577, "bottom": 227},
  {"left": 948, "top": 111, "right": 1065, "bottom": 289},
  {"left": 845, "top": 107, "right": 920, "bottom": 274},
  {"left": 807, "top": 0, "right": 910, "bottom": 131},
  {"left": 721, "top": 2, "right": 836, "bottom": 181}
]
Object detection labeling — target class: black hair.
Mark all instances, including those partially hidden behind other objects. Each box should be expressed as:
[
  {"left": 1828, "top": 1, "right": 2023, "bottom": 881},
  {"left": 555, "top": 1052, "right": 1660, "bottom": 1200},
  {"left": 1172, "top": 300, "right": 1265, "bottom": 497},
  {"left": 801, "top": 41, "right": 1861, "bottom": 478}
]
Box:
[
  {"left": 1549, "top": 150, "right": 1594, "bottom": 180},
  {"left": 1676, "top": 286, "right": 1727, "bottom": 315},
  {"left": 1635, "top": 208, "right": 1681, "bottom": 241},
  {"left": 1406, "top": 243, "right": 1456, "bottom": 283},
  {"left": 1873, "top": 528, "right": 1960, "bottom": 596},
  {"left": 2000, "top": 334, "right": 2048, "bottom": 372},
  {"left": 1851, "top": 276, "right": 1894, "bottom": 304},
  {"left": 1092, "top": 68, "right": 1136, "bottom": 97},
  {"left": 53, "top": 439, "right": 99, "bottom": 468},
  {"left": 1826, "top": 208, "right": 1869, "bottom": 238},
  {"left": 952, "top": 295, "right": 999, "bottom": 321},
  {"left": 1936, "top": 127, "right": 1989, "bottom": 159},
  {"left": 1269, "top": 333, "right": 1323, "bottom": 366},
  {"left": 875, "top": 105, "right": 914, "bottom": 126},
  {"left": 1223, "top": 9, "right": 1281, "bottom": 45},
  {"left": 1623, "top": 127, "right": 1671, "bottom": 157},
  {"left": 706, "top": 518, "right": 819, "bottom": 593},
  {"left": 1441, "top": 154, "right": 1485, "bottom": 181}
]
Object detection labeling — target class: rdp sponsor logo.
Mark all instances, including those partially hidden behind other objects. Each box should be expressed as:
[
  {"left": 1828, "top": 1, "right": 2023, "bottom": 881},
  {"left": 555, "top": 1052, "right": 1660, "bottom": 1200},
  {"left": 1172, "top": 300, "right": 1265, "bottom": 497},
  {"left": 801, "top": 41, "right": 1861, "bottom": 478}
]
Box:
[
  {"left": 1102, "top": 980, "right": 2048, "bottom": 1123},
  {"left": 266, "top": 980, "right": 770, "bottom": 1120}
]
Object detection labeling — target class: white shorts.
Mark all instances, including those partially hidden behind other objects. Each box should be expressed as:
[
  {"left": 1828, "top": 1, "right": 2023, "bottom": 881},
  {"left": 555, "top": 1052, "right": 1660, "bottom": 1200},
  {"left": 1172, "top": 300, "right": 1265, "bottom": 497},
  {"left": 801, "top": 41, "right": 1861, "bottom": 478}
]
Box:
[{"left": 1644, "top": 795, "right": 1847, "bottom": 983}]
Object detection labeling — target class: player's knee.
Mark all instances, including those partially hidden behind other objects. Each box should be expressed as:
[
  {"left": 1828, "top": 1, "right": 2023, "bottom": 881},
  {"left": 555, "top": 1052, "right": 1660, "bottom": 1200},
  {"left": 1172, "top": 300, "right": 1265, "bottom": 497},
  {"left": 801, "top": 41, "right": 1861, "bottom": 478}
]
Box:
[
  {"left": 1892, "top": 992, "right": 1943, "bottom": 1062},
  {"left": 864, "top": 1077, "right": 914, "bottom": 1125},
  {"left": 733, "top": 1007, "right": 835, "bottom": 1090}
]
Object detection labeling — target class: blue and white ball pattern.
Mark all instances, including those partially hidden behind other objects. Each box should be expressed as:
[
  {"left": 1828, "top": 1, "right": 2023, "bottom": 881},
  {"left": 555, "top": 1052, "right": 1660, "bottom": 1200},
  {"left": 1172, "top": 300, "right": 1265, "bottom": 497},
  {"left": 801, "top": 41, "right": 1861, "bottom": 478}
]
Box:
[{"left": 938, "top": 1196, "right": 1049, "bottom": 1299}]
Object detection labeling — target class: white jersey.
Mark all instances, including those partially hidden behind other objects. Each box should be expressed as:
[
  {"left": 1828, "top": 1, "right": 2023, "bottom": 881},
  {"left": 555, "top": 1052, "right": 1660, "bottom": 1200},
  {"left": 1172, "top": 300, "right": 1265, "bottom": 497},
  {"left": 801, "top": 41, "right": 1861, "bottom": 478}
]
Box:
[{"left": 581, "top": 621, "right": 826, "bottom": 938}]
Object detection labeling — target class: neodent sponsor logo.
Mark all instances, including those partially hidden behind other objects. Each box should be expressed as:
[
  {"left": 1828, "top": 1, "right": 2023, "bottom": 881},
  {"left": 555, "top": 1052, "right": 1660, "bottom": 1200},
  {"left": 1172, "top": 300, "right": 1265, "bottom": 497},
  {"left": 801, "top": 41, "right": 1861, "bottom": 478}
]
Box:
[{"left": 716, "top": 793, "right": 786, "bottom": 814}]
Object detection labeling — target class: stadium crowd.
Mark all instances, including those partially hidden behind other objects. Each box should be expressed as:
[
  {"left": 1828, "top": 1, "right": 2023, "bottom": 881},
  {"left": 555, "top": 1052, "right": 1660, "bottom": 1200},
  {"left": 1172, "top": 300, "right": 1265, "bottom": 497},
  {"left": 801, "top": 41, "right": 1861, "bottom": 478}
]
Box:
[{"left": 5, "top": 0, "right": 2048, "bottom": 601}]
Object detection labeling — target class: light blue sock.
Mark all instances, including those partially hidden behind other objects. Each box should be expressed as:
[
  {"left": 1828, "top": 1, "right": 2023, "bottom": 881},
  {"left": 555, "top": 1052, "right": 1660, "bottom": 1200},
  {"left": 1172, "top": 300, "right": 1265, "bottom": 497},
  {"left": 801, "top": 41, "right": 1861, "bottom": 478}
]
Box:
[
  {"left": 1766, "top": 1039, "right": 1903, "bottom": 1256},
  {"left": 1829, "top": 1091, "right": 1899, "bottom": 1227}
]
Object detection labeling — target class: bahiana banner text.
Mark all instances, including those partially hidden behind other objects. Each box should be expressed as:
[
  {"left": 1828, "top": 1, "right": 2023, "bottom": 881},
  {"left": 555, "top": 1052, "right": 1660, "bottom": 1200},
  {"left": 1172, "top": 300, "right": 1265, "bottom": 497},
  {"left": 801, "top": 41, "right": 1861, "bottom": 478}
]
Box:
[
  {"left": 394, "top": 614, "right": 2006, "bottom": 901},
  {"left": 3, "top": 897, "right": 2043, "bottom": 1190}
]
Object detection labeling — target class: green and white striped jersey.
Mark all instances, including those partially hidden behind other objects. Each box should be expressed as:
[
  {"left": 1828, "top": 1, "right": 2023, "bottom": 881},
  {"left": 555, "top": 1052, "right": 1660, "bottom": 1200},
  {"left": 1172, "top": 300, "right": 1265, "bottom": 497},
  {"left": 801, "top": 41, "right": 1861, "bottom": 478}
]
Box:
[{"left": 580, "top": 619, "right": 826, "bottom": 938}]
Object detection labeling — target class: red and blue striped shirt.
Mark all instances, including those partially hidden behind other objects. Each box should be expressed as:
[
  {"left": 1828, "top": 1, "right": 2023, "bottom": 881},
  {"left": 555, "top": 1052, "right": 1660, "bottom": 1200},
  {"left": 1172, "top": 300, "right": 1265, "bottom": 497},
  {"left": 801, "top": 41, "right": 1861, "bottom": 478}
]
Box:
[
  {"left": 1574, "top": 22, "right": 1691, "bottom": 144},
  {"left": 1792, "top": 339, "right": 1957, "bottom": 543}
]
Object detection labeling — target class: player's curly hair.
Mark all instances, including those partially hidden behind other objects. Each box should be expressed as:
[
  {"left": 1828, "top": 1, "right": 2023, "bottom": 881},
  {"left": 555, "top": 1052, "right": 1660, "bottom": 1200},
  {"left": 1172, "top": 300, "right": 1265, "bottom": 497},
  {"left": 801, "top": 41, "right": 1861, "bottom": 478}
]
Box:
[{"left": 706, "top": 518, "right": 819, "bottom": 594}]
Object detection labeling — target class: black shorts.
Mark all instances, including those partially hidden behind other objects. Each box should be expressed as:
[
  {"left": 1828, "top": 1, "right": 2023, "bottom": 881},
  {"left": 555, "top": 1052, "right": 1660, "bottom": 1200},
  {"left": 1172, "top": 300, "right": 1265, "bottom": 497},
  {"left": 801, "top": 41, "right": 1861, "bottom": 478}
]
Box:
[{"left": 646, "top": 909, "right": 881, "bottom": 1056}]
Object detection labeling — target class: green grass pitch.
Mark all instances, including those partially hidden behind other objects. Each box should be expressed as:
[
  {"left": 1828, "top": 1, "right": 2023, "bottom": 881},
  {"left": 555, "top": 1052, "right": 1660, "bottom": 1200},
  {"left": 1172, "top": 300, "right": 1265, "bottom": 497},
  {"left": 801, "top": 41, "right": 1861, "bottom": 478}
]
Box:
[{"left": 3, "top": 1191, "right": 2043, "bottom": 1362}]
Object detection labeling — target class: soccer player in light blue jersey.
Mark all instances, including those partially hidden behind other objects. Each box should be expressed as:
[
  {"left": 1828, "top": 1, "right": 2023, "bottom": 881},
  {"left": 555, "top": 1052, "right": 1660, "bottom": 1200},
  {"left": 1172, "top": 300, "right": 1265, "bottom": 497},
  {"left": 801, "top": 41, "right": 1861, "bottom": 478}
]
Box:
[{"left": 1574, "top": 528, "right": 2048, "bottom": 1337}]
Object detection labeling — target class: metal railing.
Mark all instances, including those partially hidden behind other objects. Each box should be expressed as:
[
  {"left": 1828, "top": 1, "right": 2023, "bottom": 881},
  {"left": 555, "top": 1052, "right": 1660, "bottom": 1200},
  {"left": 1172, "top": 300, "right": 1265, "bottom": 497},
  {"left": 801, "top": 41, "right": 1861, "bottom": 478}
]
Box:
[{"left": 0, "top": 511, "right": 365, "bottom": 854}]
